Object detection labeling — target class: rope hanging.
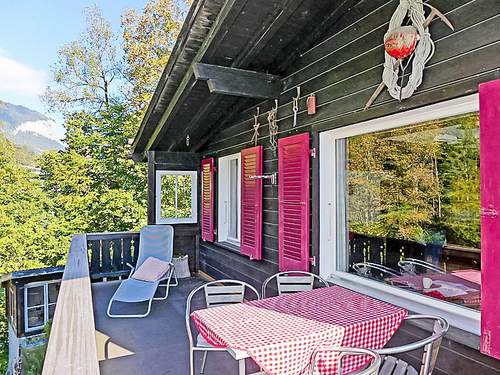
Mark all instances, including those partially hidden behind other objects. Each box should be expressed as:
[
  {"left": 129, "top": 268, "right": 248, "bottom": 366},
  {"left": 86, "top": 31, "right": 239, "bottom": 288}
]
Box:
[
  {"left": 268, "top": 100, "right": 278, "bottom": 156},
  {"left": 382, "top": 0, "right": 435, "bottom": 101},
  {"left": 251, "top": 107, "right": 260, "bottom": 146}
]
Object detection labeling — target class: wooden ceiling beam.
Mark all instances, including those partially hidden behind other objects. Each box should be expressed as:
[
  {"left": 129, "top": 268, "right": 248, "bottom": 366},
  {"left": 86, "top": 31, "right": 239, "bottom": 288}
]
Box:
[{"left": 193, "top": 63, "right": 282, "bottom": 99}]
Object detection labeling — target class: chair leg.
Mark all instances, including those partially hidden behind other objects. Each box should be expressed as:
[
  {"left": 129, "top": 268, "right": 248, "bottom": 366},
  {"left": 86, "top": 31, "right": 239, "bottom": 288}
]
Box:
[
  {"left": 154, "top": 268, "right": 175, "bottom": 301},
  {"left": 107, "top": 298, "right": 153, "bottom": 318},
  {"left": 190, "top": 349, "right": 194, "bottom": 375},
  {"left": 200, "top": 351, "right": 208, "bottom": 374}
]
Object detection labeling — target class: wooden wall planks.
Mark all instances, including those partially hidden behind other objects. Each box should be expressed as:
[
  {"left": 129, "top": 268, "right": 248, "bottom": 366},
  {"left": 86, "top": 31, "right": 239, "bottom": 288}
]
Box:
[{"left": 196, "top": 2, "right": 500, "bottom": 355}]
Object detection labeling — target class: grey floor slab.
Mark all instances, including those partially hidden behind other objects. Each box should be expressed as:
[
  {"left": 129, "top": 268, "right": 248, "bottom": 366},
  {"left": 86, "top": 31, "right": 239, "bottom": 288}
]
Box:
[{"left": 92, "top": 277, "right": 259, "bottom": 375}]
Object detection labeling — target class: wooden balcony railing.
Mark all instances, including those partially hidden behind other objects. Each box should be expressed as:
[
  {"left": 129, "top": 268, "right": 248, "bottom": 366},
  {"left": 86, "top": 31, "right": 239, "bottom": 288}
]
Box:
[
  {"left": 42, "top": 234, "right": 100, "bottom": 375},
  {"left": 87, "top": 231, "right": 140, "bottom": 280}
]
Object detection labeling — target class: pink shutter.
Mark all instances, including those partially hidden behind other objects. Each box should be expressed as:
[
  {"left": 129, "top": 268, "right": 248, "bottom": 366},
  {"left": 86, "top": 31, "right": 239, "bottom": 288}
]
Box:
[
  {"left": 480, "top": 79, "right": 500, "bottom": 360},
  {"left": 201, "top": 158, "right": 215, "bottom": 242},
  {"left": 240, "top": 146, "right": 263, "bottom": 260},
  {"left": 278, "top": 133, "right": 310, "bottom": 272}
]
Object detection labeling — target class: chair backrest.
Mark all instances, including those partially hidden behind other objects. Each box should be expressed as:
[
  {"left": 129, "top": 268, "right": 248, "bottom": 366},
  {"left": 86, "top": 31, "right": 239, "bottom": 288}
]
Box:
[
  {"left": 262, "top": 271, "right": 329, "bottom": 298},
  {"left": 136, "top": 225, "right": 174, "bottom": 269},
  {"left": 352, "top": 262, "right": 400, "bottom": 279},
  {"left": 310, "top": 347, "right": 382, "bottom": 375},
  {"left": 185, "top": 279, "right": 260, "bottom": 348},
  {"left": 398, "top": 258, "right": 445, "bottom": 275},
  {"left": 376, "top": 315, "right": 449, "bottom": 375}
]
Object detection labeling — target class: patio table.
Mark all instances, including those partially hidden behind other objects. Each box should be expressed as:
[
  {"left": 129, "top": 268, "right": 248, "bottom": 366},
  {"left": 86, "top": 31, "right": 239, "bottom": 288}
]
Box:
[
  {"left": 387, "top": 271, "right": 481, "bottom": 307},
  {"left": 191, "top": 285, "right": 407, "bottom": 375}
]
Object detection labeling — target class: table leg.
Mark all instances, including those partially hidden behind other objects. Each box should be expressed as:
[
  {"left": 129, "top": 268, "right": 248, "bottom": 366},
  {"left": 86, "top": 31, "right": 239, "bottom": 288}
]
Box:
[{"left": 238, "top": 358, "right": 246, "bottom": 375}]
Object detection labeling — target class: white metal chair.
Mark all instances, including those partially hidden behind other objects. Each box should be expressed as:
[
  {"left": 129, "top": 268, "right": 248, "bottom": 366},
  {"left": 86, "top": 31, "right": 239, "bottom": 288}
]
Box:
[
  {"left": 107, "top": 225, "right": 178, "bottom": 318},
  {"left": 310, "top": 347, "right": 382, "bottom": 375},
  {"left": 375, "top": 315, "right": 449, "bottom": 375},
  {"left": 186, "top": 279, "right": 260, "bottom": 375},
  {"left": 352, "top": 262, "right": 401, "bottom": 279},
  {"left": 398, "top": 259, "right": 445, "bottom": 276},
  {"left": 261, "top": 271, "right": 330, "bottom": 298}
]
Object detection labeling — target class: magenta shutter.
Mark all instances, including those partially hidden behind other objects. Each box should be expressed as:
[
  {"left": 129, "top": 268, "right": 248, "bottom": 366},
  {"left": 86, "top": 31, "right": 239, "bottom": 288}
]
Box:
[
  {"left": 201, "top": 158, "right": 215, "bottom": 242},
  {"left": 240, "top": 146, "right": 263, "bottom": 260},
  {"left": 278, "top": 133, "right": 310, "bottom": 272},
  {"left": 480, "top": 79, "right": 500, "bottom": 360}
]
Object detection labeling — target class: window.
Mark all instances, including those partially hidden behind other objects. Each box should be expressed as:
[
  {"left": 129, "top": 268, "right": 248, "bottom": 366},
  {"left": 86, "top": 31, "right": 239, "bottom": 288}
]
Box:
[
  {"left": 24, "top": 281, "right": 60, "bottom": 332},
  {"left": 218, "top": 153, "right": 241, "bottom": 245},
  {"left": 155, "top": 170, "right": 197, "bottom": 224},
  {"left": 320, "top": 95, "right": 481, "bottom": 334}
]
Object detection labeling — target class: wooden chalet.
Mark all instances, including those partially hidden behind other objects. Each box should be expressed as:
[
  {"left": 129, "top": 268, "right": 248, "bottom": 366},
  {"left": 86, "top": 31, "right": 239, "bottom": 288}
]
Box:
[{"left": 4, "top": 0, "right": 500, "bottom": 374}]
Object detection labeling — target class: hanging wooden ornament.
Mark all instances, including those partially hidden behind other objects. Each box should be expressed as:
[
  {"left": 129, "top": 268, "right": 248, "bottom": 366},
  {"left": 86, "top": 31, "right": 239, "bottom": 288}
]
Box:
[
  {"left": 251, "top": 107, "right": 260, "bottom": 146},
  {"left": 268, "top": 100, "right": 279, "bottom": 156}
]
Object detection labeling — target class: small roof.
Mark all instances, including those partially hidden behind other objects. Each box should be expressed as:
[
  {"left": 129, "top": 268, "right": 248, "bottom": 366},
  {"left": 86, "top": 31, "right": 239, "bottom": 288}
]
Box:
[
  {"left": 0, "top": 266, "right": 64, "bottom": 285},
  {"left": 131, "top": 0, "right": 343, "bottom": 159}
]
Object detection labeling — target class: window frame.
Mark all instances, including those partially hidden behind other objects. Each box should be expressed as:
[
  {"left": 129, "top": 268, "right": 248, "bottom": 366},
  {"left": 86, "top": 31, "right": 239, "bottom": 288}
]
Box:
[
  {"left": 319, "top": 94, "right": 480, "bottom": 335},
  {"left": 155, "top": 170, "right": 198, "bottom": 224},
  {"left": 217, "top": 152, "right": 242, "bottom": 246},
  {"left": 24, "top": 280, "right": 60, "bottom": 333}
]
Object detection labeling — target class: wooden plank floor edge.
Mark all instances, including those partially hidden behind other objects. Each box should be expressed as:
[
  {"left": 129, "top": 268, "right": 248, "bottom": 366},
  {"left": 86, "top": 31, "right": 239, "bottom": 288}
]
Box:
[{"left": 42, "top": 234, "right": 100, "bottom": 375}]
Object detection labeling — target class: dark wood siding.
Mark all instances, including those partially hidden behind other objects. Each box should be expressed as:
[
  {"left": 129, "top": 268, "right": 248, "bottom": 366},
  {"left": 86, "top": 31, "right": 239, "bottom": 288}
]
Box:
[
  {"left": 195, "top": 0, "right": 500, "bottom": 371},
  {"left": 199, "top": 0, "right": 500, "bottom": 286}
]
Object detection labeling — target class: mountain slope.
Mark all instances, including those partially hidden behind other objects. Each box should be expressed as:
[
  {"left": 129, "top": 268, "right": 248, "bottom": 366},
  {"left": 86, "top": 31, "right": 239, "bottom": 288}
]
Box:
[{"left": 0, "top": 100, "right": 63, "bottom": 155}]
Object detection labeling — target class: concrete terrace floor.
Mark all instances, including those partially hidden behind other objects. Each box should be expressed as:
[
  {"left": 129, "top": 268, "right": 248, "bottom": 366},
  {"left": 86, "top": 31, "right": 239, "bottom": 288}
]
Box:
[{"left": 92, "top": 277, "right": 260, "bottom": 375}]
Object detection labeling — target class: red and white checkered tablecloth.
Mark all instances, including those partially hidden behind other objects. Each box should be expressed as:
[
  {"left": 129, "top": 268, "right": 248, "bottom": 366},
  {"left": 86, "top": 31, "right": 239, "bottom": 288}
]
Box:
[{"left": 191, "top": 285, "right": 407, "bottom": 375}]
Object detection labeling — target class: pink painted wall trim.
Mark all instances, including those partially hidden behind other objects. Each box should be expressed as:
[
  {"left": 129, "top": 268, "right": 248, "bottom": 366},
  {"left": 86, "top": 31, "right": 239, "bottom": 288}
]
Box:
[{"left": 480, "top": 79, "right": 500, "bottom": 360}]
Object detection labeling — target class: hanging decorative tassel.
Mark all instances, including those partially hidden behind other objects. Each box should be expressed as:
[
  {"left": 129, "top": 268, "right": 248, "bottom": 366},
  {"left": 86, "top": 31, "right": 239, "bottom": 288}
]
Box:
[
  {"left": 251, "top": 107, "right": 260, "bottom": 146},
  {"left": 268, "top": 100, "right": 279, "bottom": 156}
]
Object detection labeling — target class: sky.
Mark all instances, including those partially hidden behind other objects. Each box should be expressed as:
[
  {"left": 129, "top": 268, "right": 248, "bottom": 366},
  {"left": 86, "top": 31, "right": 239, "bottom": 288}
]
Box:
[{"left": 0, "top": 0, "right": 149, "bottom": 140}]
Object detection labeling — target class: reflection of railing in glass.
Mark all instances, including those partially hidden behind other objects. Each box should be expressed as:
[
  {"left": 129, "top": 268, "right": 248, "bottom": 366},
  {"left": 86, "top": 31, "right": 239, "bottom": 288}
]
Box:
[{"left": 348, "top": 232, "right": 481, "bottom": 310}]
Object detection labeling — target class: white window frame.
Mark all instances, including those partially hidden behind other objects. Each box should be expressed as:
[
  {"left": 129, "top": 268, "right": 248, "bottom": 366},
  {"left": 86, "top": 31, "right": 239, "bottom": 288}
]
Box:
[
  {"left": 24, "top": 280, "right": 60, "bottom": 332},
  {"left": 155, "top": 170, "right": 198, "bottom": 224},
  {"left": 319, "top": 94, "right": 480, "bottom": 335},
  {"left": 218, "top": 152, "right": 241, "bottom": 245}
]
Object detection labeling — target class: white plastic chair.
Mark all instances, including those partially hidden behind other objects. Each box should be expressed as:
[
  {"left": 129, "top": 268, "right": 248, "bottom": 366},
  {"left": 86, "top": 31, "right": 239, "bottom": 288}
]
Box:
[
  {"left": 352, "top": 262, "right": 401, "bottom": 279},
  {"left": 261, "top": 271, "right": 329, "bottom": 298},
  {"left": 310, "top": 347, "right": 382, "bottom": 375},
  {"left": 375, "top": 315, "right": 449, "bottom": 375},
  {"left": 186, "top": 279, "right": 260, "bottom": 375},
  {"left": 398, "top": 259, "right": 446, "bottom": 276}
]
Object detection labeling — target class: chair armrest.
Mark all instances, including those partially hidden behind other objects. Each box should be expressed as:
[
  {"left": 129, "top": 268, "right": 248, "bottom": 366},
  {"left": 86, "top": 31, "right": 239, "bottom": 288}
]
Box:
[{"left": 126, "top": 263, "right": 135, "bottom": 273}]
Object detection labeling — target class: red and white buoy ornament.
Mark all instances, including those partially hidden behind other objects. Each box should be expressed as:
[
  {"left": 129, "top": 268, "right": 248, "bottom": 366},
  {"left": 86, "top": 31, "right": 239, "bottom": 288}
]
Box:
[{"left": 384, "top": 26, "right": 419, "bottom": 59}]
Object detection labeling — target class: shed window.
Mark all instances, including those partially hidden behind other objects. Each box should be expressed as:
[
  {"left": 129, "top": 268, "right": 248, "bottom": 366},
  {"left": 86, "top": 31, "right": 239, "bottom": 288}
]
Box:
[
  {"left": 218, "top": 153, "right": 241, "bottom": 245},
  {"left": 155, "top": 170, "right": 197, "bottom": 224},
  {"left": 320, "top": 95, "right": 481, "bottom": 334},
  {"left": 24, "top": 281, "right": 60, "bottom": 332}
]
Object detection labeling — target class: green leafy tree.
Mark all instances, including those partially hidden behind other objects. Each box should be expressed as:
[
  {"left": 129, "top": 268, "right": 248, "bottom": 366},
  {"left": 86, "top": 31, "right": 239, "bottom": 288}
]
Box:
[
  {"left": 41, "top": 6, "right": 121, "bottom": 113},
  {"left": 38, "top": 105, "right": 148, "bottom": 234},
  {"left": 122, "top": 0, "right": 189, "bottom": 110}
]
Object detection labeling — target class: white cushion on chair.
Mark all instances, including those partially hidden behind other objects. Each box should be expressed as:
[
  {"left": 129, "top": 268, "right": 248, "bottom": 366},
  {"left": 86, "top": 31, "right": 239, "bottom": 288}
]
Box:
[{"left": 132, "top": 257, "right": 171, "bottom": 282}]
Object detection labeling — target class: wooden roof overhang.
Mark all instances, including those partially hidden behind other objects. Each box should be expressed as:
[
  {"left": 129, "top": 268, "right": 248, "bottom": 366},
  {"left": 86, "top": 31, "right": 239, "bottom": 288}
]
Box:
[{"left": 131, "top": 0, "right": 357, "bottom": 161}]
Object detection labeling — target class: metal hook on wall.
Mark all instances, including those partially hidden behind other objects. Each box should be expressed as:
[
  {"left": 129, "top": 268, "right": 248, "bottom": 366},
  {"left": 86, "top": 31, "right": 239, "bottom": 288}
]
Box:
[{"left": 292, "top": 86, "right": 300, "bottom": 127}]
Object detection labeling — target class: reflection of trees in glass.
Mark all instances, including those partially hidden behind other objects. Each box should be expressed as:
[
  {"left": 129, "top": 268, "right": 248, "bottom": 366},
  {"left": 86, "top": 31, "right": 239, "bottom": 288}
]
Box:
[
  {"left": 160, "top": 174, "right": 192, "bottom": 219},
  {"left": 348, "top": 113, "right": 480, "bottom": 249}
]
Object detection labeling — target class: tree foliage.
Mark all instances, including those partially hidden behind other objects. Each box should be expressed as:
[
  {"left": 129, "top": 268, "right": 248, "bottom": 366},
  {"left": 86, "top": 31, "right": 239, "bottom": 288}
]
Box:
[
  {"left": 41, "top": 6, "right": 121, "bottom": 113},
  {"left": 121, "top": 0, "right": 189, "bottom": 110},
  {"left": 348, "top": 113, "right": 480, "bottom": 248}
]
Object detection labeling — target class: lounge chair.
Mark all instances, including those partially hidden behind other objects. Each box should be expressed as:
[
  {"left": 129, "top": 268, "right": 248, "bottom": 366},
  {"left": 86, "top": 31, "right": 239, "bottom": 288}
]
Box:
[{"left": 107, "top": 225, "right": 178, "bottom": 318}]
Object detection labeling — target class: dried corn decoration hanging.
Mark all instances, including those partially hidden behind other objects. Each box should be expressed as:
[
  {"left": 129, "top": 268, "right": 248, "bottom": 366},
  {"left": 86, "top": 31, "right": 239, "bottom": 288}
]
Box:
[{"left": 268, "top": 100, "right": 279, "bottom": 156}]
